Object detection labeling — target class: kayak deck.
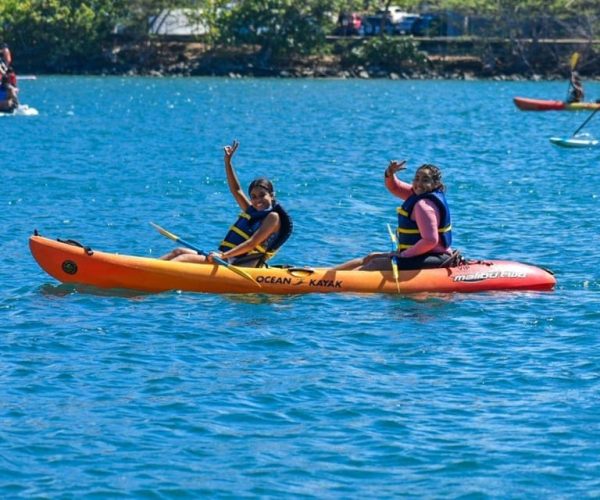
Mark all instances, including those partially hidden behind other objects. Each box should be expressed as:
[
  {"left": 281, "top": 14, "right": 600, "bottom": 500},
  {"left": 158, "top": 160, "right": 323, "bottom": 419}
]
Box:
[{"left": 29, "top": 235, "right": 556, "bottom": 295}]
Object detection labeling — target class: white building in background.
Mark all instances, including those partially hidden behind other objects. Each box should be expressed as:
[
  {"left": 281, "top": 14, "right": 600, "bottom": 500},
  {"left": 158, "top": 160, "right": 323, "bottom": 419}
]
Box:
[{"left": 149, "top": 9, "right": 208, "bottom": 36}]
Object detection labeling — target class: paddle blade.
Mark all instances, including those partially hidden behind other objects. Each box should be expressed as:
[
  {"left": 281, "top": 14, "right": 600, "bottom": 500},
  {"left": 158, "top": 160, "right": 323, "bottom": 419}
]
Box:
[
  {"left": 391, "top": 260, "right": 400, "bottom": 292},
  {"left": 222, "top": 264, "right": 261, "bottom": 287},
  {"left": 205, "top": 252, "right": 260, "bottom": 286},
  {"left": 150, "top": 222, "right": 179, "bottom": 241},
  {"left": 570, "top": 52, "right": 580, "bottom": 70}
]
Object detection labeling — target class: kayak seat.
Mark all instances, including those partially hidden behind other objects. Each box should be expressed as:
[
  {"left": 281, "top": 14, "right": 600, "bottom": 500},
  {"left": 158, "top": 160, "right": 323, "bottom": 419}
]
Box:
[{"left": 439, "top": 249, "right": 465, "bottom": 268}]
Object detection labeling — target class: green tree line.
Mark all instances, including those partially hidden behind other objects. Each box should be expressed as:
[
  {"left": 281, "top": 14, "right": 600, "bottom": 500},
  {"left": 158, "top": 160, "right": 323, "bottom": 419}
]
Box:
[{"left": 0, "top": 0, "right": 598, "bottom": 73}]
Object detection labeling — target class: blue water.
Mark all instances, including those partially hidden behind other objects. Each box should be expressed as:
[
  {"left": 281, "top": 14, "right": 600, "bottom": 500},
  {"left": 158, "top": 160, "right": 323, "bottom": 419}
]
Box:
[{"left": 2, "top": 76, "right": 599, "bottom": 497}]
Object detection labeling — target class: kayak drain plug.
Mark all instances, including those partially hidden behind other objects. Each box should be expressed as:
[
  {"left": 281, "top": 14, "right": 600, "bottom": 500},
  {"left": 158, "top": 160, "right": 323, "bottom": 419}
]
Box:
[{"left": 62, "top": 260, "right": 78, "bottom": 275}]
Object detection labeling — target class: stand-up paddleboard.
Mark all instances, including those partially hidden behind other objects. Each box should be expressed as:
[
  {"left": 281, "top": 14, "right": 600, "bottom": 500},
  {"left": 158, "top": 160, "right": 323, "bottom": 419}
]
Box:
[
  {"left": 550, "top": 107, "right": 600, "bottom": 148},
  {"left": 549, "top": 134, "right": 599, "bottom": 148}
]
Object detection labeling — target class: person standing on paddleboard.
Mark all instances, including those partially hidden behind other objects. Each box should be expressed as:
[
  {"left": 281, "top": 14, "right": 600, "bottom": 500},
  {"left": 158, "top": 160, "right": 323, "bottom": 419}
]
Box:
[
  {"left": 334, "top": 161, "right": 455, "bottom": 270},
  {"left": 161, "top": 140, "right": 292, "bottom": 267}
]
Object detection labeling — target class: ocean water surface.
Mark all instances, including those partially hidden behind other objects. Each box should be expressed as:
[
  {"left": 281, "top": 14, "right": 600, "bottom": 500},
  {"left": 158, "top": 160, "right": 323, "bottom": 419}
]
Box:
[{"left": 1, "top": 76, "right": 599, "bottom": 497}]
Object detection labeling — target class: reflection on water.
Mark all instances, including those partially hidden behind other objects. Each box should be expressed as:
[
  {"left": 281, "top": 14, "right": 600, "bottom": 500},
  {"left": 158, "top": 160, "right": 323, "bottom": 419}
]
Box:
[{"left": 38, "top": 283, "right": 153, "bottom": 299}]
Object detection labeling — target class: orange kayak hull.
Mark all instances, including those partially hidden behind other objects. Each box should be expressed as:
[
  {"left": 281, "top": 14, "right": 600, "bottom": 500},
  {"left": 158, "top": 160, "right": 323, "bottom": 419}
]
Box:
[
  {"left": 29, "top": 235, "right": 556, "bottom": 295},
  {"left": 514, "top": 96, "right": 600, "bottom": 111}
]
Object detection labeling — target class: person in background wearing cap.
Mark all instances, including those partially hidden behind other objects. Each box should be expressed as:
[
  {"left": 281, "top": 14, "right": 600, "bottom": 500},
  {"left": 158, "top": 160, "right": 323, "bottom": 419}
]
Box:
[
  {"left": 334, "top": 160, "right": 454, "bottom": 270},
  {"left": 161, "top": 140, "right": 293, "bottom": 267}
]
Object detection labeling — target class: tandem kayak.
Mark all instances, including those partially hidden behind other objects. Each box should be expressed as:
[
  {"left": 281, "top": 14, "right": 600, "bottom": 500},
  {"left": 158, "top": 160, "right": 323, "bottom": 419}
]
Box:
[
  {"left": 29, "top": 234, "right": 556, "bottom": 295},
  {"left": 514, "top": 97, "right": 600, "bottom": 112}
]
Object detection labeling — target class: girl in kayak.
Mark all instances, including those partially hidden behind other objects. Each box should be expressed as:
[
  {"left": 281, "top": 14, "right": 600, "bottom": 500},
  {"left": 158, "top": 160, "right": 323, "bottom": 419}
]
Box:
[
  {"left": 334, "top": 160, "right": 454, "bottom": 270},
  {"left": 161, "top": 140, "right": 292, "bottom": 267}
]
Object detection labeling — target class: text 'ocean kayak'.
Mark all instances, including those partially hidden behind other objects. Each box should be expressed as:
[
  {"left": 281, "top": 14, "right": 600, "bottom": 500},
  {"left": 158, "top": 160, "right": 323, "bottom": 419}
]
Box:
[
  {"left": 29, "top": 235, "right": 556, "bottom": 295},
  {"left": 514, "top": 97, "right": 600, "bottom": 112}
]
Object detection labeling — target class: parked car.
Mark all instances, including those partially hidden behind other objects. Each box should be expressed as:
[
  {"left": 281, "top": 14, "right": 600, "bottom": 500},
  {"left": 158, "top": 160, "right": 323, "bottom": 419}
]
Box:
[
  {"left": 360, "top": 15, "right": 395, "bottom": 36},
  {"left": 395, "top": 14, "right": 420, "bottom": 35},
  {"left": 376, "top": 6, "right": 410, "bottom": 24},
  {"left": 335, "top": 12, "right": 362, "bottom": 36},
  {"left": 411, "top": 13, "right": 442, "bottom": 36}
]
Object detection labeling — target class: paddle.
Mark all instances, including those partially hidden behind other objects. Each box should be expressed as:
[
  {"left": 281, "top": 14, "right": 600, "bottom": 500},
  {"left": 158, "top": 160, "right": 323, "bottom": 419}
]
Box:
[
  {"left": 571, "top": 108, "right": 600, "bottom": 137},
  {"left": 386, "top": 223, "right": 400, "bottom": 293},
  {"left": 150, "top": 222, "right": 261, "bottom": 287},
  {"left": 566, "top": 52, "right": 580, "bottom": 101},
  {"left": 569, "top": 52, "right": 580, "bottom": 71}
]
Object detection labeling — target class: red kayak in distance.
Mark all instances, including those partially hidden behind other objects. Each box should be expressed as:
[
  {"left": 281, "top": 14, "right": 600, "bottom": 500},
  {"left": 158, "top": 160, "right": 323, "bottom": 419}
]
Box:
[{"left": 514, "top": 97, "right": 600, "bottom": 112}]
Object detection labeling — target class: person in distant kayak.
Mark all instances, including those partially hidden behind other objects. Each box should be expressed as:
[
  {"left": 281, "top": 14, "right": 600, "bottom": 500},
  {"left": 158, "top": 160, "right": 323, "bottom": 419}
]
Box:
[
  {"left": 567, "top": 70, "right": 584, "bottom": 103},
  {"left": 161, "top": 140, "right": 292, "bottom": 267},
  {"left": 6, "top": 66, "right": 17, "bottom": 88},
  {"left": 0, "top": 43, "right": 12, "bottom": 67},
  {"left": 0, "top": 74, "right": 18, "bottom": 112},
  {"left": 334, "top": 160, "right": 454, "bottom": 270}
]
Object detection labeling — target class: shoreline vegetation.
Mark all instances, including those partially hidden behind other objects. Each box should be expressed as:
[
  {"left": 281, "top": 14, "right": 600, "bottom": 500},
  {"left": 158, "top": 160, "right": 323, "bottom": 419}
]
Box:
[
  {"left": 105, "top": 37, "right": 600, "bottom": 80},
  {"left": 2, "top": 1, "right": 600, "bottom": 80}
]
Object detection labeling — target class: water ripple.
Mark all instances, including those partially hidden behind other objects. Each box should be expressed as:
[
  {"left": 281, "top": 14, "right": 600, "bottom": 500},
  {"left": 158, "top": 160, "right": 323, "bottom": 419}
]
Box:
[{"left": 1, "top": 77, "right": 599, "bottom": 497}]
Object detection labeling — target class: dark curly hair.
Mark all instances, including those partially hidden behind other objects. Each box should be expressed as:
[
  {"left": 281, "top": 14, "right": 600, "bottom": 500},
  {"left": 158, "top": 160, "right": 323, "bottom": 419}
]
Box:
[
  {"left": 416, "top": 164, "right": 445, "bottom": 192},
  {"left": 248, "top": 177, "right": 275, "bottom": 197}
]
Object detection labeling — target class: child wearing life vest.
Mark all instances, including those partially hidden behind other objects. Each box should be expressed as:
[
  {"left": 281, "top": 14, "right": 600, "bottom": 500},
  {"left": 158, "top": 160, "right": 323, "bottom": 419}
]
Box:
[
  {"left": 161, "top": 141, "right": 292, "bottom": 267},
  {"left": 334, "top": 160, "right": 454, "bottom": 270}
]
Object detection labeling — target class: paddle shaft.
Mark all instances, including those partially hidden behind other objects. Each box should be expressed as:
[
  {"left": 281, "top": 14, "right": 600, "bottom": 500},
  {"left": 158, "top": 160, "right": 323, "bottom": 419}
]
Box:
[
  {"left": 150, "top": 222, "right": 260, "bottom": 287},
  {"left": 572, "top": 108, "right": 600, "bottom": 136},
  {"left": 386, "top": 223, "right": 400, "bottom": 292},
  {"left": 173, "top": 235, "right": 230, "bottom": 267}
]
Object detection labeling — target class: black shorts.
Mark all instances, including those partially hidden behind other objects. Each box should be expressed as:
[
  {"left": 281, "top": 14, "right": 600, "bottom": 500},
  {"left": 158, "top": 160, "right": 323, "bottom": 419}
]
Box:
[
  {"left": 395, "top": 252, "right": 451, "bottom": 270},
  {"left": 229, "top": 254, "right": 265, "bottom": 268}
]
